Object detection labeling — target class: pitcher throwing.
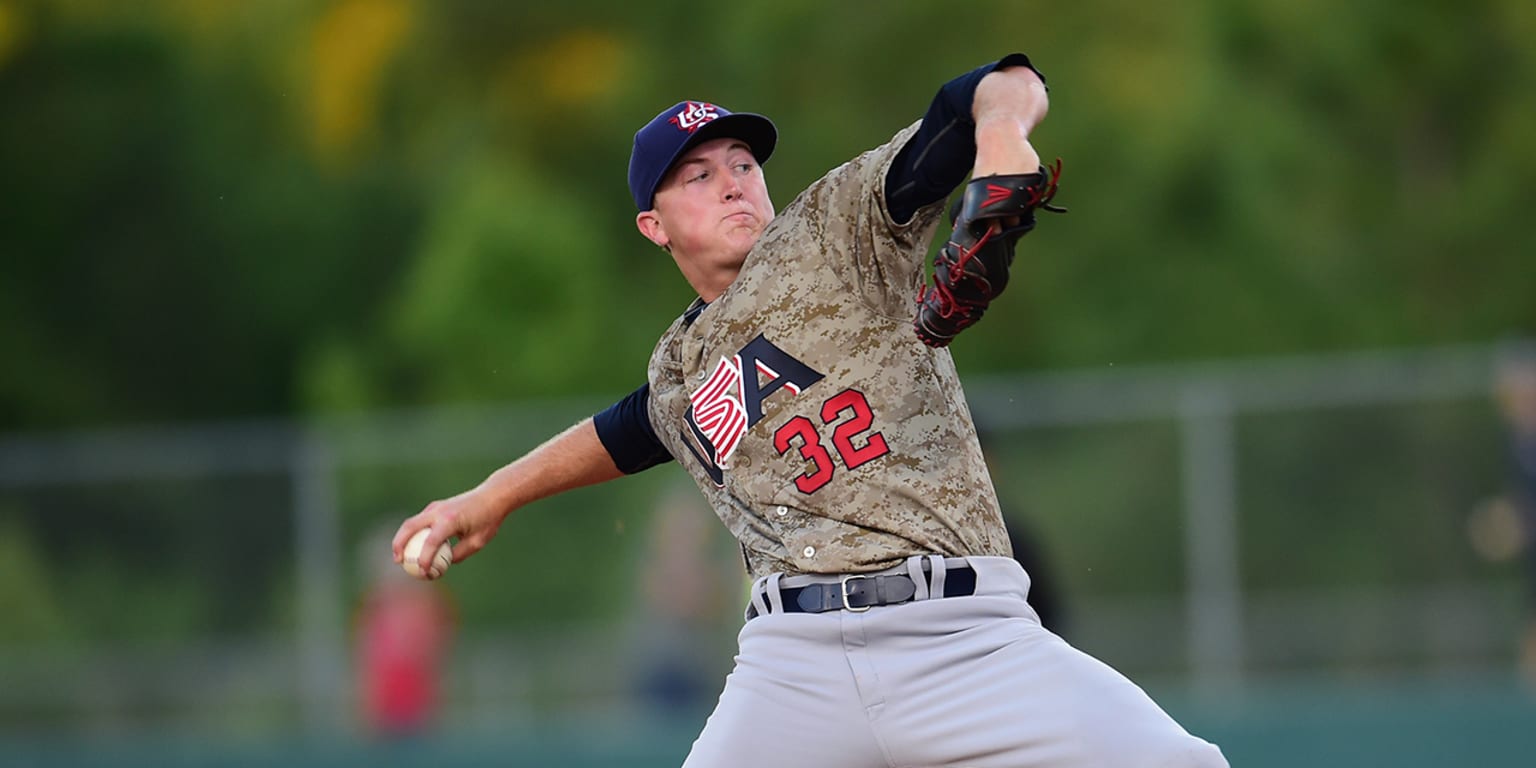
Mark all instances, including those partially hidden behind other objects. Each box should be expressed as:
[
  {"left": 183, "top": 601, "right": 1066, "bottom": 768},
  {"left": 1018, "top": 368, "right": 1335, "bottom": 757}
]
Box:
[{"left": 396, "top": 53, "right": 1228, "bottom": 767}]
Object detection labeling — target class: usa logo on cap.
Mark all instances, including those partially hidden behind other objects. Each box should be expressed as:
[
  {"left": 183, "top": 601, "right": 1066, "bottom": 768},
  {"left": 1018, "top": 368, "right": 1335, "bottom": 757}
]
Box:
[{"left": 669, "top": 102, "right": 721, "bottom": 133}]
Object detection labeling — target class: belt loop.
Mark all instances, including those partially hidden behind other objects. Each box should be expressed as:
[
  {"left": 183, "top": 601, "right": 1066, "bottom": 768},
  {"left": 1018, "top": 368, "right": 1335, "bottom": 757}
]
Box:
[
  {"left": 926, "top": 554, "right": 947, "bottom": 599},
  {"left": 765, "top": 572, "right": 786, "bottom": 615},
  {"left": 906, "top": 556, "right": 931, "bottom": 601},
  {"left": 748, "top": 575, "right": 770, "bottom": 620}
]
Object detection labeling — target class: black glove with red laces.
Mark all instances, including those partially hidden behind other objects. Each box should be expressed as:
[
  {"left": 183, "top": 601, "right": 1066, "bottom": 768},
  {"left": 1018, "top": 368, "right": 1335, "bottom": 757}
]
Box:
[{"left": 914, "top": 160, "right": 1065, "bottom": 348}]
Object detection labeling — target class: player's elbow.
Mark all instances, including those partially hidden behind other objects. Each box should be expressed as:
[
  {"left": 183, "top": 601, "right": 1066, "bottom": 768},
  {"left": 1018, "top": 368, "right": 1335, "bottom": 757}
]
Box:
[{"left": 975, "top": 67, "right": 1049, "bottom": 129}]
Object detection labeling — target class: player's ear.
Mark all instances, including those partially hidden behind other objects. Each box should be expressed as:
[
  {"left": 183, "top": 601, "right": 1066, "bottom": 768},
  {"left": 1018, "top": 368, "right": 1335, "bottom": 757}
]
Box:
[{"left": 636, "top": 210, "right": 669, "bottom": 250}]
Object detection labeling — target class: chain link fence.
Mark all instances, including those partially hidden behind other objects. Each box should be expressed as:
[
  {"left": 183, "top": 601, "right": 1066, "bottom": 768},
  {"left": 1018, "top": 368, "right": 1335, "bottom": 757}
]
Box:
[{"left": 2, "top": 342, "right": 1531, "bottom": 764}]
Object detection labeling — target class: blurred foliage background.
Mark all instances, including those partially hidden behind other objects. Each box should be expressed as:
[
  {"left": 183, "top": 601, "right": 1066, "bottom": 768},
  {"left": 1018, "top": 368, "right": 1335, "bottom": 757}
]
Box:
[
  {"left": 4, "top": 0, "right": 1532, "bottom": 431},
  {"left": 2, "top": 0, "right": 1535, "bottom": 765}
]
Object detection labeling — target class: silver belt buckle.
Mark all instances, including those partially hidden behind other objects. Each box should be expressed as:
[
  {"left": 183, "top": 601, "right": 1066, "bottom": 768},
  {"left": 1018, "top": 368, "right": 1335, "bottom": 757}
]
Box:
[{"left": 840, "top": 574, "right": 872, "bottom": 612}]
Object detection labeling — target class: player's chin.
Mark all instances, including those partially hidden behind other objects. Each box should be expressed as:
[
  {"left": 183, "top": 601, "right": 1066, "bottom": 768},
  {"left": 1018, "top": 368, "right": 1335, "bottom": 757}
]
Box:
[{"left": 722, "top": 225, "right": 762, "bottom": 251}]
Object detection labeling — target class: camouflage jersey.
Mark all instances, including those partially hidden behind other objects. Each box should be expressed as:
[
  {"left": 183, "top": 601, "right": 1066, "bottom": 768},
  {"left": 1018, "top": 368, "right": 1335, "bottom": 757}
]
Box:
[{"left": 645, "top": 122, "right": 1013, "bottom": 580}]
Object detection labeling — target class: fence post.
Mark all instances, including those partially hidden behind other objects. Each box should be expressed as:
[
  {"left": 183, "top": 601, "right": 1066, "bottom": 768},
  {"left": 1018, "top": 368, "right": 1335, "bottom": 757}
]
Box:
[
  {"left": 293, "top": 429, "right": 346, "bottom": 735},
  {"left": 1179, "top": 382, "right": 1244, "bottom": 693}
]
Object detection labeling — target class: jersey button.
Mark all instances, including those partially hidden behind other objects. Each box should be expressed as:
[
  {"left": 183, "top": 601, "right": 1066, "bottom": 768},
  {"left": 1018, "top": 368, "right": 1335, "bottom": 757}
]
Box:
[
  {"left": 775, "top": 506, "right": 787, "bottom": 517},
  {"left": 802, "top": 546, "right": 816, "bottom": 558}
]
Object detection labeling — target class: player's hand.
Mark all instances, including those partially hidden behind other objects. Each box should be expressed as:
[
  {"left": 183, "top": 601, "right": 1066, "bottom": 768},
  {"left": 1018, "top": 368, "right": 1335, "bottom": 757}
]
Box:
[{"left": 392, "top": 486, "right": 509, "bottom": 573}]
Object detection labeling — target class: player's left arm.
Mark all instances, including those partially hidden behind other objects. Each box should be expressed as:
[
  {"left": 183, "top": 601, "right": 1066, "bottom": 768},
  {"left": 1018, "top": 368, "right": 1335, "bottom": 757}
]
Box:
[
  {"left": 884, "top": 53, "right": 1047, "bottom": 225},
  {"left": 912, "top": 60, "right": 1065, "bottom": 347},
  {"left": 798, "top": 55, "right": 1055, "bottom": 321},
  {"left": 971, "top": 65, "right": 1048, "bottom": 178}
]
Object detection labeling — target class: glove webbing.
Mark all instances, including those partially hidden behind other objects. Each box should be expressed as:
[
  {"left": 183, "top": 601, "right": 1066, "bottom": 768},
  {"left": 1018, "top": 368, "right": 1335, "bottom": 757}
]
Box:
[{"left": 914, "top": 159, "right": 1065, "bottom": 348}]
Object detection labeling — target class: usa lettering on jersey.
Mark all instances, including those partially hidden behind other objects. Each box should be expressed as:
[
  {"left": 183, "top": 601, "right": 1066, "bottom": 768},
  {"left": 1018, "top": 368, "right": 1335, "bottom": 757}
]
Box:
[
  {"left": 688, "top": 355, "right": 749, "bottom": 469},
  {"left": 682, "top": 334, "right": 825, "bottom": 485}
]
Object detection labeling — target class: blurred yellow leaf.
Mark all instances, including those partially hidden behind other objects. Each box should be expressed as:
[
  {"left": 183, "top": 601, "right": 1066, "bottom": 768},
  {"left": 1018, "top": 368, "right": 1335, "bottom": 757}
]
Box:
[
  {"left": 307, "top": 0, "right": 414, "bottom": 165},
  {"left": 1079, "top": 8, "right": 1208, "bottom": 142},
  {"left": 160, "top": 0, "right": 244, "bottom": 37},
  {"left": 498, "top": 28, "right": 626, "bottom": 112},
  {"left": 0, "top": 1, "right": 26, "bottom": 71}
]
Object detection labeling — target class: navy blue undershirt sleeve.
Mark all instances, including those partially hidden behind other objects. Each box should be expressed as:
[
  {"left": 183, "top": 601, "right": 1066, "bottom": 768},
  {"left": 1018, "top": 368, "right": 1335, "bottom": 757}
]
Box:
[
  {"left": 593, "top": 382, "right": 674, "bottom": 474},
  {"left": 885, "top": 53, "right": 1046, "bottom": 224}
]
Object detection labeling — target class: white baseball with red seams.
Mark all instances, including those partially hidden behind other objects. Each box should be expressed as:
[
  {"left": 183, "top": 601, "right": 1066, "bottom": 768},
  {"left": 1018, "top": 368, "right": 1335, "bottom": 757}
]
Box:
[{"left": 401, "top": 528, "right": 452, "bottom": 580}]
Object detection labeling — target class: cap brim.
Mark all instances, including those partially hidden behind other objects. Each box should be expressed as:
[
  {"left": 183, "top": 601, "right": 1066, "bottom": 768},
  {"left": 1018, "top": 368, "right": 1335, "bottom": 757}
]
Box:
[
  {"left": 688, "top": 112, "right": 777, "bottom": 165},
  {"left": 652, "top": 113, "right": 777, "bottom": 202}
]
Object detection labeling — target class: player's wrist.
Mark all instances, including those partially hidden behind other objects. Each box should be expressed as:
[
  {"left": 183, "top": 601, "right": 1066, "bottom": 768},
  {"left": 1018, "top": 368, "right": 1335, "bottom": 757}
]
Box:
[
  {"left": 972, "top": 119, "right": 1041, "bottom": 178},
  {"left": 471, "top": 472, "right": 528, "bottom": 524}
]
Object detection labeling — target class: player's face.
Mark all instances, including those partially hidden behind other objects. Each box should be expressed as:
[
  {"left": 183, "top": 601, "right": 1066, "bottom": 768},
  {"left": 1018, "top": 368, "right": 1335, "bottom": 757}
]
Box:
[{"left": 646, "top": 138, "right": 775, "bottom": 276}]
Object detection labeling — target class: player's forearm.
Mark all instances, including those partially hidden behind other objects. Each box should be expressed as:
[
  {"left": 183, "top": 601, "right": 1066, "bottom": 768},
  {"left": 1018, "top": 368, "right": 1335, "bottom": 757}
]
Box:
[
  {"left": 884, "top": 54, "right": 1050, "bottom": 222},
  {"left": 972, "top": 66, "right": 1048, "bottom": 178},
  {"left": 477, "top": 417, "right": 624, "bottom": 517}
]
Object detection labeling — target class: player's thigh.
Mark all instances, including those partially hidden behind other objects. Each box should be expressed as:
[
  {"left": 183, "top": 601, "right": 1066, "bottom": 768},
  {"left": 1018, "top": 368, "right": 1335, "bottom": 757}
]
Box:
[
  {"left": 877, "top": 598, "right": 1227, "bottom": 768},
  {"left": 985, "top": 631, "right": 1227, "bottom": 767},
  {"left": 682, "top": 615, "right": 887, "bottom": 768}
]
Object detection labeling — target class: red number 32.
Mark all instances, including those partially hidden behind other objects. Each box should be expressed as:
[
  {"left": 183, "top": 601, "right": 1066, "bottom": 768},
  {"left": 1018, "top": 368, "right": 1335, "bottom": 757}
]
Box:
[{"left": 772, "top": 388, "right": 889, "bottom": 494}]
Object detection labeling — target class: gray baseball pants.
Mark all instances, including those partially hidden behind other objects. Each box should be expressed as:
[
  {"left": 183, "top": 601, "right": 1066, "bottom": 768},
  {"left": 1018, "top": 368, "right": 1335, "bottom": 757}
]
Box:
[{"left": 682, "top": 556, "right": 1227, "bottom": 768}]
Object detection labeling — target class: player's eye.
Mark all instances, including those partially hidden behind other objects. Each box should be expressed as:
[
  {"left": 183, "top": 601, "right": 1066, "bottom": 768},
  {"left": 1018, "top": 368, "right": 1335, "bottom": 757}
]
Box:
[
  {"left": 735, "top": 162, "right": 754, "bottom": 174},
  {"left": 687, "top": 169, "right": 710, "bottom": 184}
]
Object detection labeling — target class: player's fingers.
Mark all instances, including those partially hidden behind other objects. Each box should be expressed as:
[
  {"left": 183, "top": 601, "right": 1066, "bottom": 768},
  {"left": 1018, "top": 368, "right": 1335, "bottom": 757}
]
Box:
[
  {"left": 448, "top": 540, "right": 473, "bottom": 564},
  {"left": 390, "top": 504, "right": 442, "bottom": 562},
  {"left": 390, "top": 520, "right": 420, "bottom": 563},
  {"left": 416, "top": 521, "right": 457, "bottom": 571},
  {"left": 985, "top": 216, "right": 1021, "bottom": 236},
  {"left": 449, "top": 532, "right": 491, "bottom": 564}
]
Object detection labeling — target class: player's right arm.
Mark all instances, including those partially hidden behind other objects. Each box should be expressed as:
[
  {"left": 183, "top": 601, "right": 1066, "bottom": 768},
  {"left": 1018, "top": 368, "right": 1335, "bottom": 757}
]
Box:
[
  {"left": 392, "top": 417, "right": 624, "bottom": 573},
  {"left": 393, "top": 382, "right": 673, "bottom": 574}
]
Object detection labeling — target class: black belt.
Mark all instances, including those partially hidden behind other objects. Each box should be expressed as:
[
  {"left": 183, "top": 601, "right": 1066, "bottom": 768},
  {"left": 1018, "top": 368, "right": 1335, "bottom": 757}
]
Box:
[{"left": 746, "top": 564, "right": 976, "bottom": 620}]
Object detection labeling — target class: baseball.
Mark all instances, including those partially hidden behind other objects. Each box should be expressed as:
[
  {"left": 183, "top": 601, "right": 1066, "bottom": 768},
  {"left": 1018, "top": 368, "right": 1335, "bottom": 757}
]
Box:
[{"left": 402, "top": 528, "right": 453, "bottom": 580}]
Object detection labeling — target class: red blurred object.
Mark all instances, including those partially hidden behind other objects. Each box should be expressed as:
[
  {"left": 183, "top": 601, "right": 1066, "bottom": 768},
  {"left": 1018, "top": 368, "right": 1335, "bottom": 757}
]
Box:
[{"left": 356, "top": 575, "right": 454, "bottom": 738}]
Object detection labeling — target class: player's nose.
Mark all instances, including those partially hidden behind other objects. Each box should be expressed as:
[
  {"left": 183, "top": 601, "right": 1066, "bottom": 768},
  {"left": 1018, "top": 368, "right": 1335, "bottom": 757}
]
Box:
[{"left": 721, "top": 173, "right": 744, "bottom": 201}]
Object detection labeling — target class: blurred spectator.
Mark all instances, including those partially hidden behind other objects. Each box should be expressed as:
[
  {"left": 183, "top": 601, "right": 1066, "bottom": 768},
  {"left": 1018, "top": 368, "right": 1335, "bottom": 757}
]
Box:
[
  {"left": 354, "top": 524, "right": 455, "bottom": 740},
  {"left": 1492, "top": 346, "right": 1536, "bottom": 687},
  {"left": 977, "top": 425, "right": 1068, "bottom": 635},
  {"left": 629, "top": 484, "right": 740, "bottom": 716},
  {"left": 1005, "top": 515, "right": 1067, "bottom": 635}
]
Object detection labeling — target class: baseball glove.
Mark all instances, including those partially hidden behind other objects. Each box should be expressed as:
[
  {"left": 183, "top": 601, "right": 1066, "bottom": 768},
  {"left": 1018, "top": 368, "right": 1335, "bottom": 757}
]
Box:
[{"left": 914, "top": 160, "right": 1065, "bottom": 348}]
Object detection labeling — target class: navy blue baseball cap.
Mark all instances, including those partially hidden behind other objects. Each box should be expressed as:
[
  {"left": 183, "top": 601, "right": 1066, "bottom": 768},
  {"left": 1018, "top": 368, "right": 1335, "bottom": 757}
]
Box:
[{"left": 628, "top": 100, "right": 777, "bottom": 211}]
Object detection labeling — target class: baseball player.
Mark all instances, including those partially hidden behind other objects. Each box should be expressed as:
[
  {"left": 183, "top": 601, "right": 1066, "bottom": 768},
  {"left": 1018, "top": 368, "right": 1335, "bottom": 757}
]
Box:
[
  {"left": 1493, "top": 349, "right": 1536, "bottom": 686},
  {"left": 395, "top": 54, "right": 1228, "bottom": 767}
]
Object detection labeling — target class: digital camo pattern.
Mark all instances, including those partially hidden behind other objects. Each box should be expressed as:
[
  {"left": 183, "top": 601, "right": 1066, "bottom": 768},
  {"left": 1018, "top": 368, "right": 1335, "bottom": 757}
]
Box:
[{"left": 647, "top": 122, "right": 1013, "bottom": 579}]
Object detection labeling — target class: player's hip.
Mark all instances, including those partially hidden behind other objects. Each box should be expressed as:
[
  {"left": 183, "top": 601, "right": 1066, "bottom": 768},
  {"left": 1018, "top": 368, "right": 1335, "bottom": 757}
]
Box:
[{"left": 742, "top": 553, "right": 1033, "bottom": 622}]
